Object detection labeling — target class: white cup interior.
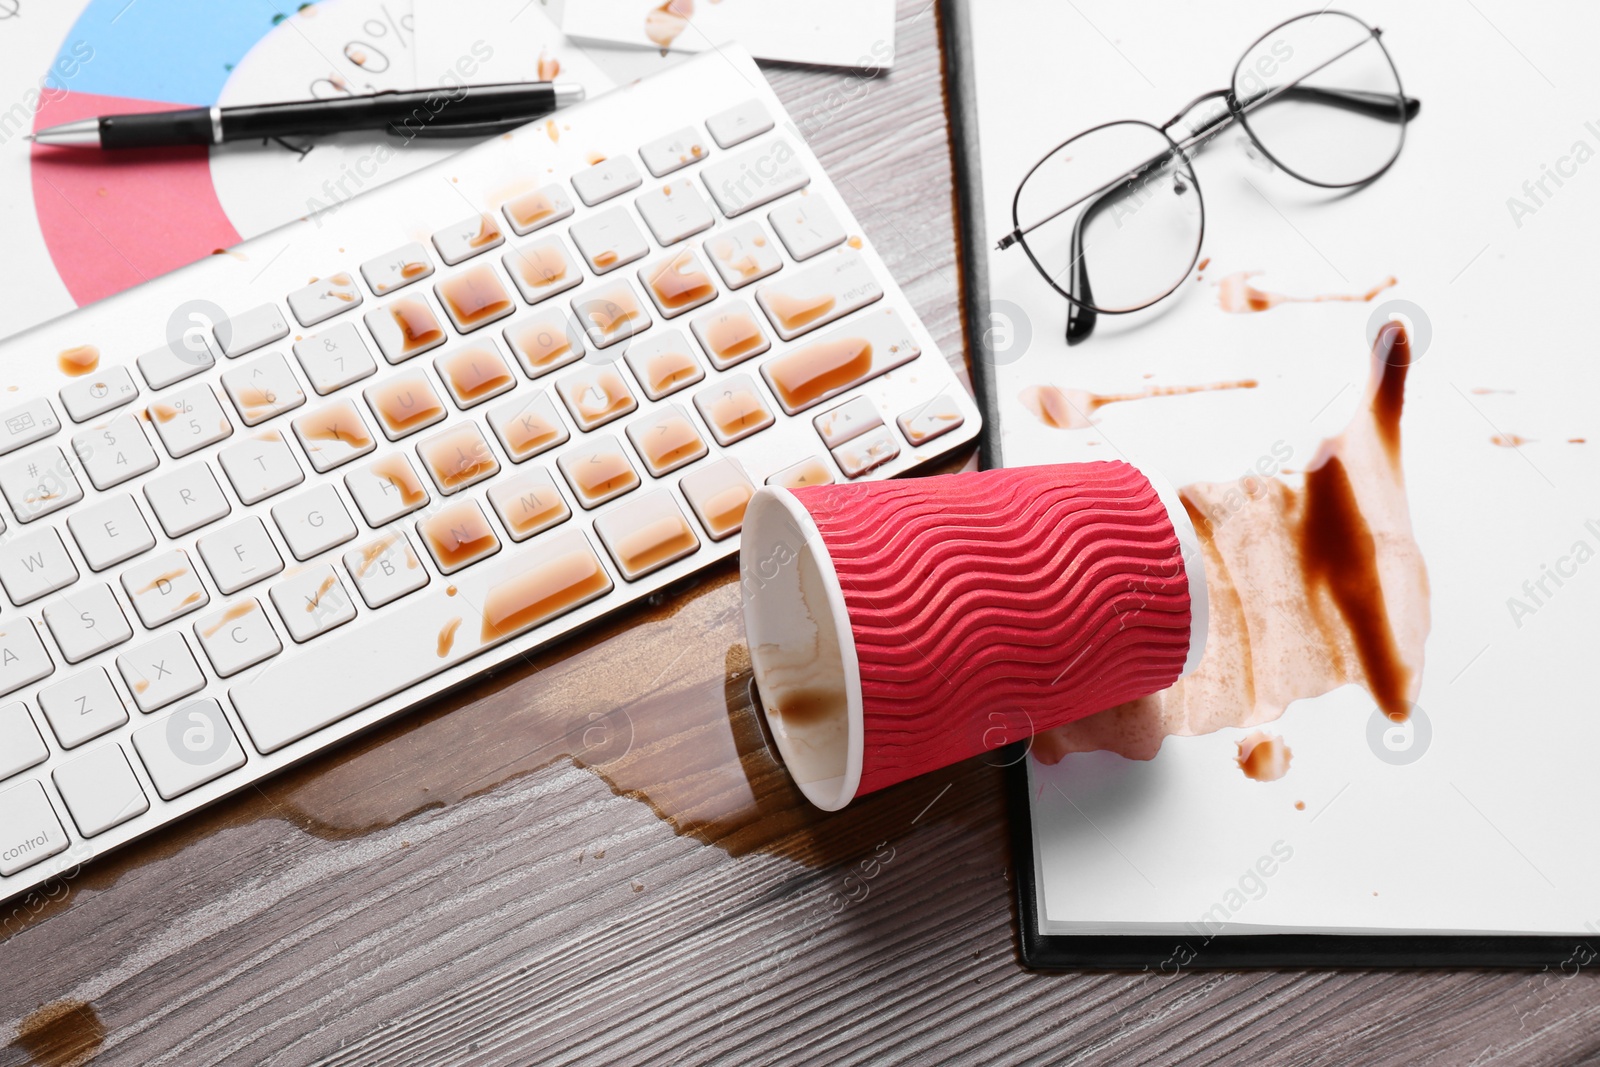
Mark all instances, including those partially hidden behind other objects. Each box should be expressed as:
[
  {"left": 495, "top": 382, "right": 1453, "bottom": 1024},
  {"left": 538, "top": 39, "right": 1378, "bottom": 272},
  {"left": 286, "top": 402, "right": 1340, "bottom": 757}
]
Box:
[{"left": 739, "top": 487, "right": 863, "bottom": 811}]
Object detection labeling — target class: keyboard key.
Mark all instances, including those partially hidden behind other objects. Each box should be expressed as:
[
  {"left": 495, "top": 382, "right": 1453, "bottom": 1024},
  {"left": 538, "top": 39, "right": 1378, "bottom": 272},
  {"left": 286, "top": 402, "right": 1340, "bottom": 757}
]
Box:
[
  {"left": 0, "top": 620, "right": 54, "bottom": 699},
  {"left": 704, "top": 222, "right": 782, "bottom": 289},
  {"left": 293, "top": 398, "right": 376, "bottom": 472},
  {"left": 595, "top": 490, "right": 700, "bottom": 581},
  {"left": 198, "top": 517, "right": 284, "bottom": 594},
  {"left": 766, "top": 456, "right": 836, "bottom": 489},
  {"left": 416, "top": 423, "right": 499, "bottom": 495},
  {"left": 487, "top": 469, "right": 571, "bottom": 542},
  {"left": 288, "top": 271, "right": 363, "bottom": 327},
  {"left": 501, "top": 183, "right": 574, "bottom": 236},
  {"left": 0, "top": 702, "right": 47, "bottom": 783},
  {"left": 148, "top": 383, "right": 233, "bottom": 458},
  {"left": 572, "top": 280, "right": 652, "bottom": 349},
  {"left": 217, "top": 430, "right": 304, "bottom": 504},
  {"left": 487, "top": 390, "right": 569, "bottom": 462},
  {"left": 0, "top": 780, "right": 69, "bottom": 876},
  {"left": 706, "top": 98, "right": 773, "bottom": 148},
  {"left": 639, "top": 126, "right": 711, "bottom": 177},
  {"left": 0, "top": 529, "right": 78, "bottom": 606},
  {"left": 72, "top": 413, "right": 159, "bottom": 490},
  {"left": 569, "top": 207, "right": 649, "bottom": 274},
  {"left": 0, "top": 446, "right": 82, "bottom": 522},
  {"left": 360, "top": 242, "right": 435, "bottom": 296},
  {"left": 131, "top": 698, "right": 247, "bottom": 800},
  {"left": 435, "top": 341, "right": 516, "bottom": 408},
  {"left": 221, "top": 352, "right": 306, "bottom": 426},
  {"left": 116, "top": 632, "right": 205, "bottom": 714},
  {"left": 433, "top": 212, "right": 505, "bottom": 265},
  {"left": 436, "top": 263, "right": 516, "bottom": 333},
  {"left": 624, "top": 331, "right": 704, "bottom": 402},
  {"left": 53, "top": 743, "right": 148, "bottom": 837},
  {"left": 43, "top": 584, "right": 134, "bottom": 664},
  {"left": 502, "top": 238, "right": 582, "bottom": 305},
  {"left": 215, "top": 303, "right": 290, "bottom": 358},
  {"left": 138, "top": 334, "right": 216, "bottom": 390},
  {"left": 761, "top": 308, "right": 921, "bottom": 414},
  {"left": 271, "top": 565, "right": 357, "bottom": 643},
  {"left": 694, "top": 374, "right": 774, "bottom": 445},
  {"left": 640, "top": 248, "right": 717, "bottom": 318},
  {"left": 122, "top": 550, "right": 209, "bottom": 627},
  {"left": 144, "top": 463, "right": 230, "bottom": 538},
  {"left": 60, "top": 366, "right": 138, "bottom": 423},
  {"left": 557, "top": 365, "right": 638, "bottom": 431},
  {"left": 755, "top": 248, "right": 883, "bottom": 341},
  {"left": 626, "top": 404, "right": 707, "bottom": 476},
  {"left": 294, "top": 322, "right": 378, "bottom": 394},
  {"left": 636, "top": 181, "right": 715, "bottom": 245},
  {"left": 703, "top": 138, "right": 808, "bottom": 217},
  {"left": 363, "top": 370, "right": 447, "bottom": 440},
  {"left": 230, "top": 530, "right": 612, "bottom": 754},
  {"left": 194, "top": 598, "right": 282, "bottom": 677},
  {"left": 690, "top": 300, "right": 770, "bottom": 369},
  {"left": 680, "top": 458, "right": 756, "bottom": 539},
  {"left": 343, "top": 531, "right": 429, "bottom": 608},
  {"left": 417, "top": 499, "right": 501, "bottom": 573},
  {"left": 67, "top": 495, "right": 153, "bottom": 573},
  {"left": 39, "top": 667, "right": 127, "bottom": 749},
  {"left": 813, "top": 396, "right": 882, "bottom": 449},
  {"left": 271, "top": 483, "right": 358, "bottom": 561},
  {"left": 897, "top": 392, "right": 966, "bottom": 446},
  {"left": 345, "top": 455, "right": 429, "bottom": 526},
  {"left": 833, "top": 424, "right": 900, "bottom": 478},
  {"left": 770, "top": 193, "right": 847, "bottom": 260},
  {"left": 558, "top": 436, "right": 639, "bottom": 509},
  {"left": 365, "top": 296, "right": 448, "bottom": 363},
  {"left": 572, "top": 155, "right": 642, "bottom": 206},
  {"left": 504, "top": 307, "right": 587, "bottom": 377}
]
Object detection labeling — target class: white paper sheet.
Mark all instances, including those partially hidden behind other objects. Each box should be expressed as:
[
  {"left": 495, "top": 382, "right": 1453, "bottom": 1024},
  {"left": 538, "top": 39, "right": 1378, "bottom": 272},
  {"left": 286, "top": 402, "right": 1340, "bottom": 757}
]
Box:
[
  {"left": 969, "top": 0, "right": 1600, "bottom": 934},
  {"left": 560, "top": 0, "right": 895, "bottom": 70}
]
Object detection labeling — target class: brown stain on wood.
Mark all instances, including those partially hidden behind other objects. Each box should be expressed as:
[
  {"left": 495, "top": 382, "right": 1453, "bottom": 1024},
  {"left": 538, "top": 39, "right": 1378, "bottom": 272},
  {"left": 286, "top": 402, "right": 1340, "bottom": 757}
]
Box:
[{"left": 10, "top": 1000, "right": 105, "bottom": 1067}]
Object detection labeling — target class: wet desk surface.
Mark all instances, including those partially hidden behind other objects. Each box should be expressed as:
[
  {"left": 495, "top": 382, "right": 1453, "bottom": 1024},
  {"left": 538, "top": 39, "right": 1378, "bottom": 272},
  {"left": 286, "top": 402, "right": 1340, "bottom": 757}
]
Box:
[{"left": 4, "top": 4, "right": 1599, "bottom": 1065}]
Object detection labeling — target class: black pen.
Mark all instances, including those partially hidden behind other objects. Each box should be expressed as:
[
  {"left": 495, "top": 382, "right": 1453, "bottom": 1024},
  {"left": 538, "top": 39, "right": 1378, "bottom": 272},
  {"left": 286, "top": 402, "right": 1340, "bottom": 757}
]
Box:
[{"left": 26, "top": 81, "right": 586, "bottom": 149}]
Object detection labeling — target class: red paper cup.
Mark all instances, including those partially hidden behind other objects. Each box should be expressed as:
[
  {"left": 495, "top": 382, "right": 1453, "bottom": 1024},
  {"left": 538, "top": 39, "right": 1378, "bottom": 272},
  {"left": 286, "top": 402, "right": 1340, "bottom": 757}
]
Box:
[{"left": 740, "top": 460, "right": 1207, "bottom": 810}]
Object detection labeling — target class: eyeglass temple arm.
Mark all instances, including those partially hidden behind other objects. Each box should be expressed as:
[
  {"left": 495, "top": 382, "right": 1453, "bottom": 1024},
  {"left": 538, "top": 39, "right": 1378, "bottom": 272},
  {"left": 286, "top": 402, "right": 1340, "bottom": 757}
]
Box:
[
  {"left": 1238, "top": 85, "right": 1421, "bottom": 122},
  {"left": 1065, "top": 208, "right": 1098, "bottom": 346}
]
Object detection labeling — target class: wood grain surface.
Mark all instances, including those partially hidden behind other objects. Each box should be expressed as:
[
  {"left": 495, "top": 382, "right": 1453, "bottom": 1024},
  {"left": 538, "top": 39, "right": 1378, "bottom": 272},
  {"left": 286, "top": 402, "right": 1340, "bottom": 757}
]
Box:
[{"left": 4, "top": 4, "right": 1600, "bottom": 1065}]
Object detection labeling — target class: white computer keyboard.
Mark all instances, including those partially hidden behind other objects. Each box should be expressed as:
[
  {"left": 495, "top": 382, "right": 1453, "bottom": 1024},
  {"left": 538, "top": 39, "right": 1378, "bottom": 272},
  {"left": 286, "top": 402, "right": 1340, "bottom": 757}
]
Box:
[{"left": 0, "top": 47, "right": 979, "bottom": 904}]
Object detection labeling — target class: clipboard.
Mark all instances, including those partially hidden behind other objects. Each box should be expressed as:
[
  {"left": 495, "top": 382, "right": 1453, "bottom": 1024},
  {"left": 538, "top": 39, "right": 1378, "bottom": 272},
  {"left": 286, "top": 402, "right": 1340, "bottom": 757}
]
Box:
[{"left": 939, "top": 0, "right": 1600, "bottom": 970}]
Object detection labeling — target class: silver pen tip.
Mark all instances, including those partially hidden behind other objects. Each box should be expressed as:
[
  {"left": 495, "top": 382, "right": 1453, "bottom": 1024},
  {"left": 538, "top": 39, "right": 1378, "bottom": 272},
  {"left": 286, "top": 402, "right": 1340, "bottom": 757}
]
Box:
[
  {"left": 22, "top": 134, "right": 34, "bottom": 142},
  {"left": 553, "top": 83, "right": 586, "bottom": 108}
]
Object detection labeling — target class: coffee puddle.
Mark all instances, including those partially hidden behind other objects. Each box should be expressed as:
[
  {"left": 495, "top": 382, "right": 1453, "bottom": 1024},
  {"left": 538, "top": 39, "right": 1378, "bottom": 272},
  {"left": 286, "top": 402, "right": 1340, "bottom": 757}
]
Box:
[
  {"left": 1020, "top": 379, "right": 1257, "bottom": 430},
  {"left": 1215, "top": 271, "right": 1397, "bottom": 314},
  {"left": 10, "top": 1000, "right": 104, "bottom": 1067},
  {"left": 1034, "top": 321, "right": 1429, "bottom": 762}
]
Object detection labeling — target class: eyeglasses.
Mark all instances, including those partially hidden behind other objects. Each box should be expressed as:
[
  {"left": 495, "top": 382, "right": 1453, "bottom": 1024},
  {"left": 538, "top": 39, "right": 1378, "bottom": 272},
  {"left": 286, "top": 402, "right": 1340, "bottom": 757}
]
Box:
[{"left": 995, "top": 10, "right": 1419, "bottom": 345}]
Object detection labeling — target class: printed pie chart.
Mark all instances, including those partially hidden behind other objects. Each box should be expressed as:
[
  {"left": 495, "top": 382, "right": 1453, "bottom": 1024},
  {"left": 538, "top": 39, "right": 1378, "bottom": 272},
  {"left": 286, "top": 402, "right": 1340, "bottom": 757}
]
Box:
[{"left": 30, "top": 0, "right": 446, "bottom": 310}]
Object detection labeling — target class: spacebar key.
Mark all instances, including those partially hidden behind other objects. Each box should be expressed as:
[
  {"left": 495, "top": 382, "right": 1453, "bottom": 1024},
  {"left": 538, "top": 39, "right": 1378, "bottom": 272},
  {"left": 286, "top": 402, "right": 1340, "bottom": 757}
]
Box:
[{"left": 230, "top": 531, "right": 613, "bottom": 754}]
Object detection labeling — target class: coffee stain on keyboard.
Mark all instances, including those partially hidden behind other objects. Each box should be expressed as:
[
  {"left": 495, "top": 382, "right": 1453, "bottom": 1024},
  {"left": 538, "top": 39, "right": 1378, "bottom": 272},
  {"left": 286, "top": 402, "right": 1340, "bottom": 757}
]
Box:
[
  {"left": 1019, "top": 379, "right": 1258, "bottom": 430},
  {"left": 646, "top": 249, "right": 715, "bottom": 310},
  {"left": 706, "top": 234, "right": 766, "bottom": 280},
  {"left": 200, "top": 599, "right": 257, "bottom": 638},
  {"left": 768, "top": 337, "right": 872, "bottom": 409},
  {"left": 10, "top": 999, "right": 105, "bottom": 1067},
  {"left": 506, "top": 321, "right": 574, "bottom": 372},
  {"left": 368, "top": 378, "right": 445, "bottom": 436},
  {"left": 593, "top": 250, "right": 620, "bottom": 269},
  {"left": 421, "top": 503, "right": 500, "bottom": 571},
  {"left": 644, "top": 347, "right": 700, "bottom": 394},
  {"left": 437, "top": 617, "right": 462, "bottom": 658},
  {"left": 763, "top": 291, "right": 836, "bottom": 333},
  {"left": 1236, "top": 731, "right": 1291, "bottom": 781},
  {"left": 56, "top": 346, "right": 99, "bottom": 378},
  {"left": 134, "top": 567, "right": 188, "bottom": 594},
  {"left": 386, "top": 298, "right": 445, "bottom": 355},
  {"left": 506, "top": 243, "right": 569, "bottom": 293},
  {"left": 439, "top": 269, "right": 514, "bottom": 329},
  {"left": 438, "top": 345, "right": 515, "bottom": 404},
  {"left": 505, "top": 189, "right": 559, "bottom": 231},
  {"left": 352, "top": 532, "right": 413, "bottom": 578},
  {"left": 1034, "top": 321, "right": 1429, "bottom": 763},
  {"left": 367, "top": 456, "right": 427, "bottom": 508},
  {"left": 703, "top": 312, "right": 765, "bottom": 362},
  {"left": 481, "top": 549, "right": 611, "bottom": 643},
  {"left": 705, "top": 387, "right": 767, "bottom": 437},
  {"left": 1215, "top": 270, "right": 1397, "bottom": 314},
  {"left": 467, "top": 215, "right": 500, "bottom": 249}
]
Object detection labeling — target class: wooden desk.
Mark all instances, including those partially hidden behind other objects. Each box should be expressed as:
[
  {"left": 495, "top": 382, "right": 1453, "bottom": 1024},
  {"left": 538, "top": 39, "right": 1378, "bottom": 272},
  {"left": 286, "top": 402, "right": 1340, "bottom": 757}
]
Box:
[{"left": 4, "top": 4, "right": 1597, "bottom": 1064}]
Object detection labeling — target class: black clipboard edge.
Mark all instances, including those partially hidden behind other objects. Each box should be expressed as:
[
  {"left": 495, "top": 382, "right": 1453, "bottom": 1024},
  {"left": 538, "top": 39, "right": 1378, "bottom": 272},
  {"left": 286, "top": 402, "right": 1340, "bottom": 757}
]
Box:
[{"left": 943, "top": 0, "right": 1587, "bottom": 971}]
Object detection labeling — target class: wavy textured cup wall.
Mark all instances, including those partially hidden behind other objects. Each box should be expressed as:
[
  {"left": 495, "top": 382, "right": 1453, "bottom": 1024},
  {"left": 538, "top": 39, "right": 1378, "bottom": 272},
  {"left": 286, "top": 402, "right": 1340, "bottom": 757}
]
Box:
[{"left": 794, "top": 461, "right": 1196, "bottom": 797}]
